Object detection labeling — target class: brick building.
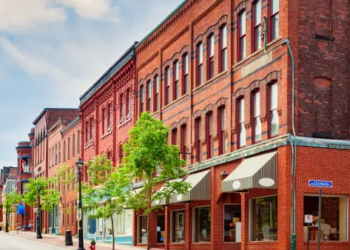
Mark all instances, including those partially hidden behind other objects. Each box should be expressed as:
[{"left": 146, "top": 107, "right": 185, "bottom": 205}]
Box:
[
  {"left": 80, "top": 44, "right": 136, "bottom": 245},
  {"left": 132, "top": 0, "right": 350, "bottom": 250}
]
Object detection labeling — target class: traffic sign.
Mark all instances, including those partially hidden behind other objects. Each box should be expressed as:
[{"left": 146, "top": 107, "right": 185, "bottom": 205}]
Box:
[
  {"left": 308, "top": 180, "right": 332, "bottom": 188},
  {"left": 304, "top": 214, "right": 313, "bottom": 224}
]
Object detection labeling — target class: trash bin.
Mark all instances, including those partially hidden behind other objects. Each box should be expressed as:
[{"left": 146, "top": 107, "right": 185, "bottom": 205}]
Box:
[{"left": 65, "top": 230, "right": 73, "bottom": 246}]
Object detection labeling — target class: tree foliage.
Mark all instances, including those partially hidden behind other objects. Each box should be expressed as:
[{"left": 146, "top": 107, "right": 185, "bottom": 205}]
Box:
[
  {"left": 3, "top": 190, "right": 22, "bottom": 232},
  {"left": 122, "top": 112, "right": 191, "bottom": 249}
]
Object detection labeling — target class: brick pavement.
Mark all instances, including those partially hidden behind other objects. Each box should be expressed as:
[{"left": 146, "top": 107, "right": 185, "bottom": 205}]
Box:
[{"left": 2, "top": 231, "right": 164, "bottom": 250}]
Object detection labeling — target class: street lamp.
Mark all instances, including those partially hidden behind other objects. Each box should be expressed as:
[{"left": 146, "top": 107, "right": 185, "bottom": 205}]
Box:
[
  {"left": 36, "top": 183, "right": 42, "bottom": 239},
  {"left": 76, "top": 157, "right": 85, "bottom": 250}
]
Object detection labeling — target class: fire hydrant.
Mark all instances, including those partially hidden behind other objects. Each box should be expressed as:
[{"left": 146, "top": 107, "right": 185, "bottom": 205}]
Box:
[{"left": 89, "top": 239, "right": 96, "bottom": 250}]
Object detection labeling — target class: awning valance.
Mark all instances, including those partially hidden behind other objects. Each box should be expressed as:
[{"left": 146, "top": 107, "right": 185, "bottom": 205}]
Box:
[
  {"left": 170, "top": 169, "right": 211, "bottom": 204},
  {"left": 222, "top": 151, "right": 277, "bottom": 192}
]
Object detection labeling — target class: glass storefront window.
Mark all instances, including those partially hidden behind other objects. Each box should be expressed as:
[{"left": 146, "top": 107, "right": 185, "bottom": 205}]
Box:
[
  {"left": 304, "top": 195, "right": 348, "bottom": 241},
  {"left": 224, "top": 205, "right": 241, "bottom": 242},
  {"left": 137, "top": 216, "right": 148, "bottom": 244},
  {"left": 157, "top": 215, "right": 165, "bottom": 243},
  {"left": 171, "top": 210, "right": 185, "bottom": 243},
  {"left": 193, "top": 206, "right": 211, "bottom": 242},
  {"left": 250, "top": 196, "right": 277, "bottom": 241}
]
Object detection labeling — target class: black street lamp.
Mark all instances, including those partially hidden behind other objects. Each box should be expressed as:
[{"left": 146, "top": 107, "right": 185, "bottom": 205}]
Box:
[
  {"left": 76, "top": 157, "right": 85, "bottom": 250},
  {"left": 36, "top": 183, "right": 42, "bottom": 239}
]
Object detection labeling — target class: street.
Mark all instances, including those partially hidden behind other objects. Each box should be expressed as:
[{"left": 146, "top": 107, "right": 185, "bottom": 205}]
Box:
[{"left": 0, "top": 232, "right": 67, "bottom": 250}]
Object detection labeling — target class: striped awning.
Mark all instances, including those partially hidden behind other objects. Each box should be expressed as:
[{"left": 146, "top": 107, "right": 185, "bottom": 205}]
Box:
[
  {"left": 152, "top": 178, "right": 183, "bottom": 206},
  {"left": 170, "top": 169, "right": 211, "bottom": 203},
  {"left": 222, "top": 151, "right": 277, "bottom": 192}
]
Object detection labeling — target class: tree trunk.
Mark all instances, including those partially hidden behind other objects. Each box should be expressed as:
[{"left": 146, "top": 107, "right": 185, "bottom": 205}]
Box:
[
  {"left": 147, "top": 184, "right": 152, "bottom": 250},
  {"left": 64, "top": 191, "right": 67, "bottom": 233},
  {"left": 111, "top": 215, "right": 115, "bottom": 250}
]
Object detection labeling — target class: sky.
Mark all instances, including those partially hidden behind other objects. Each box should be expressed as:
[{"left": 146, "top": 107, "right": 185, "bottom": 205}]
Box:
[{"left": 0, "top": 0, "right": 184, "bottom": 169}]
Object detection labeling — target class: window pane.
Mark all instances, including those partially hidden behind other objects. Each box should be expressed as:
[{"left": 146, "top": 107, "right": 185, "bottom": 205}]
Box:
[
  {"left": 255, "top": 26, "right": 262, "bottom": 50},
  {"left": 193, "top": 207, "right": 211, "bottom": 242},
  {"left": 272, "top": 14, "right": 279, "bottom": 40},
  {"left": 240, "top": 123, "right": 246, "bottom": 147},
  {"left": 255, "top": 0, "right": 262, "bottom": 26},
  {"left": 221, "top": 108, "right": 226, "bottom": 130},
  {"left": 172, "top": 210, "right": 185, "bottom": 243},
  {"left": 209, "top": 114, "right": 213, "bottom": 135},
  {"left": 184, "top": 54, "right": 189, "bottom": 74},
  {"left": 138, "top": 216, "right": 148, "bottom": 244},
  {"left": 222, "top": 49, "right": 227, "bottom": 71},
  {"left": 155, "top": 76, "right": 159, "bottom": 93},
  {"left": 272, "top": 0, "right": 279, "bottom": 14},
  {"left": 255, "top": 117, "right": 262, "bottom": 141},
  {"left": 270, "top": 83, "right": 278, "bottom": 109},
  {"left": 240, "top": 12, "right": 246, "bottom": 36},
  {"left": 184, "top": 75, "right": 188, "bottom": 94},
  {"left": 199, "top": 65, "right": 203, "bottom": 85},
  {"left": 140, "top": 87, "right": 144, "bottom": 102},
  {"left": 167, "top": 69, "right": 170, "bottom": 86},
  {"left": 148, "top": 82, "right": 151, "bottom": 97},
  {"left": 221, "top": 25, "right": 227, "bottom": 48},
  {"left": 157, "top": 215, "right": 165, "bottom": 243},
  {"left": 241, "top": 36, "right": 246, "bottom": 59},
  {"left": 270, "top": 109, "right": 279, "bottom": 136},
  {"left": 239, "top": 99, "right": 244, "bottom": 123},
  {"left": 210, "top": 61, "right": 214, "bottom": 79},
  {"left": 223, "top": 131, "right": 227, "bottom": 153},
  {"left": 224, "top": 205, "right": 241, "bottom": 242},
  {"left": 198, "top": 43, "right": 203, "bottom": 64},
  {"left": 254, "top": 92, "right": 260, "bottom": 117},
  {"left": 175, "top": 61, "right": 179, "bottom": 80},
  {"left": 210, "top": 35, "right": 214, "bottom": 57},
  {"left": 250, "top": 196, "right": 278, "bottom": 241}
]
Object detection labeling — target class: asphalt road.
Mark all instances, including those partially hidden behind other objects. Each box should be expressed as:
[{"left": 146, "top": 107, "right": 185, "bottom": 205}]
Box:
[{"left": 0, "top": 233, "right": 67, "bottom": 250}]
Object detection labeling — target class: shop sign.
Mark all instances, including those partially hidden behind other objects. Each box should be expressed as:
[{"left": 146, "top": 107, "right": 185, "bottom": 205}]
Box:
[{"left": 304, "top": 214, "right": 313, "bottom": 224}]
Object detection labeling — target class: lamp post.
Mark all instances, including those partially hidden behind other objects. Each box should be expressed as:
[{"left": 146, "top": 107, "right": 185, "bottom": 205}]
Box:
[
  {"left": 36, "top": 184, "right": 42, "bottom": 239},
  {"left": 76, "top": 157, "right": 85, "bottom": 250}
]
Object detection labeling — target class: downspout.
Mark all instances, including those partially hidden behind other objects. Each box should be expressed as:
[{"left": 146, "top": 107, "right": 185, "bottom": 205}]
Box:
[{"left": 282, "top": 38, "right": 297, "bottom": 249}]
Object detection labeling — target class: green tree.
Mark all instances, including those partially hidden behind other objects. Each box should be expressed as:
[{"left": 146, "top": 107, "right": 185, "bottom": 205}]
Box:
[
  {"left": 23, "top": 177, "right": 60, "bottom": 234},
  {"left": 82, "top": 154, "right": 131, "bottom": 250},
  {"left": 3, "top": 191, "right": 22, "bottom": 232},
  {"left": 123, "top": 112, "right": 191, "bottom": 250},
  {"left": 56, "top": 165, "right": 76, "bottom": 232}
]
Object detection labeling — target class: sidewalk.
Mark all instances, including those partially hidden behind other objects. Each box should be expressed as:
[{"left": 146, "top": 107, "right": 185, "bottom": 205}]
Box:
[{"left": 2, "top": 231, "right": 162, "bottom": 250}]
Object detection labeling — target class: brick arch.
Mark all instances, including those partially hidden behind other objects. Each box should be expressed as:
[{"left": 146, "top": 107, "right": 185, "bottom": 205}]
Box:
[
  {"left": 234, "top": 0, "right": 247, "bottom": 13},
  {"left": 264, "top": 71, "right": 279, "bottom": 85},
  {"left": 180, "top": 45, "right": 190, "bottom": 56},
  {"left": 215, "top": 97, "right": 228, "bottom": 108},
  {"left": 217, "top": 15, "right": 228, "bottom": 28},
  {"left": 172, "top": 53, "right": 179, "bottom": 63},
  {"left": 152, "top": 68, "right": 160, "bottom": 78},
  {"left": 206, "top": 25, "right": 216, "bottom": 37},
  {"left": 204, "top": 103, "right": 214, "bottom": 114},
  {"left": 138, "top": 78, "right": 145, "bottom": 86},
  {"left": 192, "top": 110, "right": 202, "bottom": 120},
  {"left": 144, "top": 74, "right": 152, "bottom": 84},
  {"left": 194, "top": 34, "right": 204, "bottom": 45},
  {"left": 179, "top": 117, "right": 188, "bottom": 127},
  {"left": 233, "top": 88, "right": 246, "bottom": 99},
  {"left": 170, "top": 122, "right": 178, "bottom": 130},
  {"left": 163, "top": 59, "right": 171, "bottom": 70}
]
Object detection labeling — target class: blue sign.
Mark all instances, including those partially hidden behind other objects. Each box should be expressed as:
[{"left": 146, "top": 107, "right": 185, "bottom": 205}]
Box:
[
  {"left": 308, "top": 180, "right": 332, "bottom": 188},
  {"left": 17, "top": 205, "right": 25, "bottom": 215}
]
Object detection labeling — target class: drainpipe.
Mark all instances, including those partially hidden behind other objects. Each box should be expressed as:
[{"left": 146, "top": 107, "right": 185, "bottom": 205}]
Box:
[{"left": 282, "top": 38, "right": 296, "bottom": 250}]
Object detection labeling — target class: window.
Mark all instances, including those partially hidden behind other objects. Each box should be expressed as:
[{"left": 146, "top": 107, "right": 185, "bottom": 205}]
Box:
[
  {"left": 68, "top": 138, "right": 71, "bottom": 159},
  {"left": 269, "top": 83, "right": 279, "bottom": 137},
  {"left": 219, "top": 25, "right": 228, "bottom": 72},
  {"left": 63, "top": 141, "right": 66, "bottom": 161},
  {"left": 153, "top": 75, "right": 159, "bottom": 112},
  {"left": 238, "top": 10, "right": 246, "bottom": 61},
  {"left": 77, "top": 131, "right": 80, "bottom": 154},
  {"left": 252, "top": 0, "right": 262, "bottom": 52},
  {"left": 237, "top": 98, "right": 246, "bottom": 147},
  {"left": 89, "top": 118, "right": 93, "bottom": 141},
  {"left": 304, "top": 195, "right": 347, "bottom": 242},
  {"left": 55, "top": 145, "right": 57, "bottom": 164},
  {"left": 193, "top": 206, "right": 211, "bottom": 242},
  {"left": 197, "top": 43, "right": 203, "bottom": 86},
  {"left": 173, "top": 60, "right": 179, "bottom": 101},
  {"left": 147, "top": 80, "right": 151, "bottom": 112},
  {"left": 207, "top": 34, "right": 214, "bottom": 80},
  {"left": 195, "top": 118, "right": 202, "bottom": 162},
  {"left": 206, "top": 112, "right": 214, "bottom": 159},
  {"left": 224, "top": 205, "right": 241, "bottom": 242},
  {"left": 71, "top": 204, "right": 74, "bottom": 225},
  {"left": 253, "top": 91, "right": 261, "bottom": 142},
  {"left": 108, "top": 103, "right": 112, "bottom": 129},
  {"left": 171, "top": 128, "right": 177, "bottom": 145},
  {"left": 171, "top": 210, "right": 185, "bottom": 243},
  {"left": 140, "top": 85, "right": 144, "bottom": 113},
  {"left": 180, "top": 124, "right": 187, "bottom": 161},
  {"left": 157, "top": 215, "right": 165, "bottom": 243},
  {"left": 119, "top": 144, "right": 123, "bottom": 162},
  {"left": 59, "top": 142, "right": 61, "bottom": 162},
  {"left": 182, "top": 54, "right": 188, "bottom": 95},
  {"left": 72, "top": 134, "right": 76, "bottom": 157},
  {"left": 250, "top": 196, "right": 277, "bottom": 241},
  {"left": 218, "top": 107, "right": 227, "bottom": 155},
  {"left": 137, "top": 216, "right": 148, "bottom": 244},
  {"left": 269, "top": 0, "right": 279, "bottom": 41},
  {"left": 67, "top": 205, "right": 70, "bottom": 225},
  {"left": 126, "top": 89, "right": 131, "bottom": 117},
  {"left": 120, "top": 93, "right": 124, "bottom": 122},
  {"left": 85, "top": 121, "right": 88, "bottom": 145},
  {"left": 102, "top": 108, "right": 106, "bottom": 135},
  {"left": 165, "top": 67, "right": 170, "bottom": 105}
]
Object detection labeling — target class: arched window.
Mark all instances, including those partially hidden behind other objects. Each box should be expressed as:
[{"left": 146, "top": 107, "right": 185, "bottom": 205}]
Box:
[
  {"left": 237, "top": 98, "right": 246, "bottom": 147},
  {"left": 108, "top": 103, "right": 112, "bottom": 129},
  {"left": 218, "top": 106, "right": 227, "bottom": 154},
  {"left": 102, "top": 108, "right": 106, "bottom": 135},
  {"left": 206, "top": 112, "right": 214, "bottom": 158},
  {"left": 269, "top": 0, "right": 279, "bottom": 41},
  {"left": 173, "top": 60, "right": 179, "bottom": 100},
  {"left": 147, "top": 80, "right": 151, "bottom": 112},
  {"left": 182, "top": 54, "right": 189, "bottom": 95},
  {"left": 72, "top": 134, "right": 76, "bottom": 157},
  {"left": 195, "top": 118, "right": 202, "bottom": 162},
  {"left": 85, "top": 121, "right": 89, "bottom": 145},
  {"left": 269, "top": 82, "right": 279, "bottom": 137},
  {"left": 252, "top": 90, "right": 261, "bottom": 142},
  {"left": 140, "top": 85, "right": 144, "bottom": 113},
  {"left": 126, "top": 89, "right": 130, "bottom": 117},
  {"left": 180, "top": 124, "right": 187, "bottom": 161},
  {"left": 164, "top": 67, "right": 170, "bottom": 105},
  {"left": 63, "top": 141, "right": 66, "bottom": 161},
  {"left": 59, "top": 142, "right": 61, "bottom": 162},
  {"left": 172, "top": 128, "right": 177, "bottom": 145},
  {"left": 219, "top": 25, "right": 228, "bottom": 72},
  {"left": 197, "top": 42, "right": 203, "bottom": 86},
  {"left": 119, "top": 145, "right": 123, "bottom": 163},
  {"left": 153, "top": 75, "right": 159, "bottom": 112},
  {"left": 68, "top": 138, "right": 71, "bottom": 159},
  {"left": 238, "top": 10, "right": 247, "bottom": 61},
  {"left": 120, "top": 93, "right": 124, "bottom": 122},
  {"left": 252, "top": 0, "right": 262, "bottom": 52},
  {"left": 77, "top": 131, "right": 80, "bottom": 154},
  {"left": 89, "top": 118, "right": 93, "bottom": 141},
  {"left": 207, "top": 34, "right": 215, "bottom": 79}
]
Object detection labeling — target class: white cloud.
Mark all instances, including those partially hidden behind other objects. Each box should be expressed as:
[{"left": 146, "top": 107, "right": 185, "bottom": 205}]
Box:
[
  {"left": 55, "top": 0, "right": 120, "bottom": 21},
  {"left": 0, "top": 0, "right": 66, "bottom": 32}
]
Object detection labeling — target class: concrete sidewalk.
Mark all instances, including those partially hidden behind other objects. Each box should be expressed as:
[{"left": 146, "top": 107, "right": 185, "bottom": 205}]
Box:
[{"left": 2, "top": 231, "right": 162, "bottom": 250}]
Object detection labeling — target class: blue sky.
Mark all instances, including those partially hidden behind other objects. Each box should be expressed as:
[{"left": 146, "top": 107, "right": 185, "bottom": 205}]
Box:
[{"left": 0, "top": 0, "right": 183, "bottom": 168}]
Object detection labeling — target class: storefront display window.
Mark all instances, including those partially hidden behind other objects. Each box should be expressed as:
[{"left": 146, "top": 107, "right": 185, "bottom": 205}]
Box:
[
  {"left": 193, "top": 206, "right": 211, "bottom": 242},
  {"left": 137, "top": 215, "right": 148, "bottom": 244},
  {"left": 224, "top": 205, "right": 241, "bottom": 242},
  {"left": 157, "top": 215, "right": 165, "bottom": 243},
  {"left": 304, "top": 195, "right": 348, "bottom": 242},
  {"left": 171, "top": 210, "right": 185, "bottom": 243},
  {"left": 250, "top": 196, "right": 277, "bottom": 241}
]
